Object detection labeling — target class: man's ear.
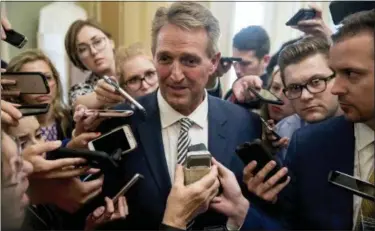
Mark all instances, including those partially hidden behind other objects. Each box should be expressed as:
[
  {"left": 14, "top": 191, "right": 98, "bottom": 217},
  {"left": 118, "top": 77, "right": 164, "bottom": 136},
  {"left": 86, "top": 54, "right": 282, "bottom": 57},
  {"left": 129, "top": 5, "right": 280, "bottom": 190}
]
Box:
[
  {"left": 209, "top": 52, "right": 221, "bottom": 76},
  {"left": 263, "top": 54, "right": 271, "bottom": 66}
]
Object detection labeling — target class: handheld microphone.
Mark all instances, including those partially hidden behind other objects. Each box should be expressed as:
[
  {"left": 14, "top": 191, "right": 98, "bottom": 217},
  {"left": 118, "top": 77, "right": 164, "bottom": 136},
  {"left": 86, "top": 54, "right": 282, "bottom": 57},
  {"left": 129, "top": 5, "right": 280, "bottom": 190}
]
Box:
[{"left": 103, "top": 76, "right": 146, "bottom": 115}]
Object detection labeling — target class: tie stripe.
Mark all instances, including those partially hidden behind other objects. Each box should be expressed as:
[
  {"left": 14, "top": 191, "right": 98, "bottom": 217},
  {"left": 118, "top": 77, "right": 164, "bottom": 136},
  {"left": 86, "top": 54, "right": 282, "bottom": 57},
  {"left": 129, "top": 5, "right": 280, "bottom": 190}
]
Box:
[{"left": 177, "top": 118, "right": 193, "bottom": 165}]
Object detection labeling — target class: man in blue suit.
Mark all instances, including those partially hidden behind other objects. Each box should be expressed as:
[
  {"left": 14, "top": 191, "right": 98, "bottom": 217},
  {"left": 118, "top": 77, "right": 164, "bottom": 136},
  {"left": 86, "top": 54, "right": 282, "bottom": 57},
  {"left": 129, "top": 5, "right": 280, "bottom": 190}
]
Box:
[
  {"left": 76, "top": 2, "right": 280, "bottom": 230},
  {"left": 243, "top": 9, "right": 375, "bottom": 230}
]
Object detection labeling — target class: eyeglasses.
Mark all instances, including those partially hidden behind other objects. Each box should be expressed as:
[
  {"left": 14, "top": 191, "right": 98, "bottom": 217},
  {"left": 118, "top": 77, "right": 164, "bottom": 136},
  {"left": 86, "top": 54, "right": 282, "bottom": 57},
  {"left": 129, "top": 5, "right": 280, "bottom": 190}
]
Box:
[
  {"left": 283, "top": 73, "right": 336, "bottom": 100},
  {"left": 2, "top": 136, "right": 23, "bottom": 188},
  {"left": 77, "top": 37, "right": 107, "bottom": 58},
  {"left": 123, "top": 70, "right": 158, "bottom": 91}
]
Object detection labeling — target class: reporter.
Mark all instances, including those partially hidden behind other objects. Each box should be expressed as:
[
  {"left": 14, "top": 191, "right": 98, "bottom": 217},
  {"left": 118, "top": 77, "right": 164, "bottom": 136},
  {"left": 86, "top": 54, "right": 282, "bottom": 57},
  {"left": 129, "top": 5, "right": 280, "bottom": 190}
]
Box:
[
  {"left": 6, "top": 50, "right": 74, "bottom": 141},
  {"left": 65, "top": 19, "right": 123, "bottom": 109}
]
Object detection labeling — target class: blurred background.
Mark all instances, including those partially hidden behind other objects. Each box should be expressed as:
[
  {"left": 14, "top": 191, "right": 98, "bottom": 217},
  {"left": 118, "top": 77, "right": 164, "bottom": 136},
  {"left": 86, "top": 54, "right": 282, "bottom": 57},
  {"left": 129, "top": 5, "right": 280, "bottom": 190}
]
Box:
[{"left": 1, "top": 1, "right": 335, "bottom": 101}]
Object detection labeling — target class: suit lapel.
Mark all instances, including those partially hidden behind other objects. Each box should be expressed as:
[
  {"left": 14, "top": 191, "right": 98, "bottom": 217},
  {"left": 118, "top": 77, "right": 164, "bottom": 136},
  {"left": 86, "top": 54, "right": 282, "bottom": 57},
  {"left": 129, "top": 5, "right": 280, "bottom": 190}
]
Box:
[
  {"left": 207, "top": 96, "right": 229, "bottom": 164},
  {"left": 137, "top": 93, "right": 171, "bottom": 198}
]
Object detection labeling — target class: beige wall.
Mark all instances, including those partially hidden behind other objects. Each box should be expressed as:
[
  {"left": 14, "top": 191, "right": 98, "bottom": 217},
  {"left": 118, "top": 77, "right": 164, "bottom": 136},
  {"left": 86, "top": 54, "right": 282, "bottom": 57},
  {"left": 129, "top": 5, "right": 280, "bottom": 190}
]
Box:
[{"left": 79, "top": 2, "right": 170, "bottom": 52}]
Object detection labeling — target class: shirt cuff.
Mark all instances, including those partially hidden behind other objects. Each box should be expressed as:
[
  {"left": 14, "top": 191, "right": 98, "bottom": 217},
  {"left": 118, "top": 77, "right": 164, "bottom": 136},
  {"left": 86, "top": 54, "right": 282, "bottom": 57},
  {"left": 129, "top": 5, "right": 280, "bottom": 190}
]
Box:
[{"left": 226, "top": 220, "right": 243, "bottom": 231}]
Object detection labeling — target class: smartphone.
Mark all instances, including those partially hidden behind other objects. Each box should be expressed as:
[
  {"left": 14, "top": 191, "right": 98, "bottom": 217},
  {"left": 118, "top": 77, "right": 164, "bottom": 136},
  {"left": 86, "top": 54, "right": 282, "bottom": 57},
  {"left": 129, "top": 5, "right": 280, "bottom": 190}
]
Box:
[
  {"left": 236, "top": 139, "right": 288, "bottom": 184},
  {"left": 3, "top": 29, "right": 28, "bottom": 49},
  {"left": 47, "top": 147, "right": 118, "bottom": 169},
  {"left": 259, "top": 117, "right": 282, "bottom": 141},
  {"left": 286, "top": 9, "right": 316, "bottom": 26},
  {"left": 84, "top": 109, "right": 134, "bottom": 118},
  {"left": 328, "top": 170, "right": 375, "bottom": 201},
  {"left": 18, "top": 104, "right": 50, "bottom": 116},
  {"left": 186, "top": 144, "right": 212, "bottom": 169},
  {"left": 88, "top": 125, "right": 137, "bottom": 155},
  {"left": 248, "top": 87, "right": 284, "bottom": 105},
  {"left": 2, "top": 72, "right": 50, "bottom": 94},
  {"left": 112, "top": 173, "right": 144, "bottom": 204},
  {"left": 220, "top": 57, "right": 242, "bottom": 63}
]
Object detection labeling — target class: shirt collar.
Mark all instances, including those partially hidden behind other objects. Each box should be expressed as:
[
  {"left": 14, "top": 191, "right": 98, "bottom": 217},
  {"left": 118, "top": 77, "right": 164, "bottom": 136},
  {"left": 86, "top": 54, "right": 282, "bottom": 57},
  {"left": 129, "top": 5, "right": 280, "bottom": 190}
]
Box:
[
  {"left": 157, "top": 89, "right": 208, "bottom": 129},
  {"left": 354, "top": 122, "right": 375, "bottom": 151}
]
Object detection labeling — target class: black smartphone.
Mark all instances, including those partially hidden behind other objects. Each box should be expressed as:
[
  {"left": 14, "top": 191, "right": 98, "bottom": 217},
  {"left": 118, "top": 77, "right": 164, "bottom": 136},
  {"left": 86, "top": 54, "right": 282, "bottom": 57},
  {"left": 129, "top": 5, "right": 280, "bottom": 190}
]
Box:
[
  {"left": 3, "top": 29, "right": 28, "bottom": 49},
  {"left": 259, "top": 117, "right": 282, "bottom": 141},
  {"left": 220, "top": 57, "right": 242, "bottom": 63},
  {"left": 286, "top": 9, "right": 316, "bottom": 26},
  {"left": 328, "top": 170, "right": 375, "bottom": 201},
  {"left": 236, "top": 139, "right": 288, "bottom": 184},
  {"left": 2, "top": 72, "right": 50, "bottom": 94},
  {"left": 47, "top": 147, "right": 118, "bottom": 169},
  {"left": 18, "top": 104, "right": 50, "bottom": 116},
  {"left": 248, "top": 87, "right": 284, "bottom": 105},
  {"left": 112, "top": 173, "right": 144, "bottom": 204}
]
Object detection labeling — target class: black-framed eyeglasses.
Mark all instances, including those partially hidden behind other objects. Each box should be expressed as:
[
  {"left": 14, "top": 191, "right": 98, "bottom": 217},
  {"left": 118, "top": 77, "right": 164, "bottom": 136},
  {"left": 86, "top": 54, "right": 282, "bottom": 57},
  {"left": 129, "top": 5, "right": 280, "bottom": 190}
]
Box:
[
  {"left": 123, "top": 70, "right": 158, "bottom": 91},
  {"left": 77, "top": 37, "right": 107, "bottom": 58},
  {"left": 2, "top": 136, "right": 23, "bottom": 188},
  {"left": 283, "top": 73, "right": 336, "bottom": 100}
]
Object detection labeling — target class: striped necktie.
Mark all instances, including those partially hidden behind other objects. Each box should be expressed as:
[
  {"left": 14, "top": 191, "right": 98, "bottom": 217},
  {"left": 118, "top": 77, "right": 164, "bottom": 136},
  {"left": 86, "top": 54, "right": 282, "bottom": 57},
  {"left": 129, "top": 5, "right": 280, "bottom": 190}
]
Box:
[{"left": 177, "top": 118, "right": 193, "bottom": 165}]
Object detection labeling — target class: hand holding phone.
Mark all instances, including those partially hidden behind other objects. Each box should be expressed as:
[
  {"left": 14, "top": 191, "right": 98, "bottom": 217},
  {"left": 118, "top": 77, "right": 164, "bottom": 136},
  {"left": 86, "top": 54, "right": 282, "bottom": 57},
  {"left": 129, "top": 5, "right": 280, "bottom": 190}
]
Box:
[
  {"left": 112, "top": 173, "right": 144, "bottom": 204},
  {"left": 260, "top": 117, "right": 281, "bottom": 141},
  {"left": 236, "top": 139, "right": 288, "bottom": 184}
]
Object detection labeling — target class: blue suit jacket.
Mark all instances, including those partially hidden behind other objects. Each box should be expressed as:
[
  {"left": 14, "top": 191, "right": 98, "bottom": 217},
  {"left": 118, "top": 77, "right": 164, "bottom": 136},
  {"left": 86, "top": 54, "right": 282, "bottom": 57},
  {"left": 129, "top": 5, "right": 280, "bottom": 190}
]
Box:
[
  {"left": 93, "top": 91, "right": 269, "bottom": 230},
  {"left": 273, "top": 115, "right": 355, "bottom": 229}
]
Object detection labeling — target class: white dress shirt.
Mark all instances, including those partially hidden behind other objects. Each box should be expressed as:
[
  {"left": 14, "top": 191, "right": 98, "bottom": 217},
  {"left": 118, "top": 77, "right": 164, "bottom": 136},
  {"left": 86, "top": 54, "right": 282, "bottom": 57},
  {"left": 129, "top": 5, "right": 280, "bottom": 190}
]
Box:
[
  {"left": 353, "top": 123, "right": 374, "bottom": 230},
  {"left": 157, "top": 89, "right": 208, "bottom": 181}
]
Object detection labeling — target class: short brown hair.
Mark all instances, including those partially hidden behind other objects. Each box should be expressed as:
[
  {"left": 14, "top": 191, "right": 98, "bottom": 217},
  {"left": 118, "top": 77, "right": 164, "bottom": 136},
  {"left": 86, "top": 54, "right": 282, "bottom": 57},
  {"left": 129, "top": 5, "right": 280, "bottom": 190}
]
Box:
[
  {"left": 115, "top": 42, "right": 152, "bottom": 85},
  {"left": 65, "top": 19, "right": 112, "bottom": 71},
  {"left": 151, "top": 2, "right": 220, "bottom": 58},
  {"left": 278, "top": 36, "right": 331, "bottom": 86},
  {"left": 332, "top": 9, "right": 375, "bottom": 45}
]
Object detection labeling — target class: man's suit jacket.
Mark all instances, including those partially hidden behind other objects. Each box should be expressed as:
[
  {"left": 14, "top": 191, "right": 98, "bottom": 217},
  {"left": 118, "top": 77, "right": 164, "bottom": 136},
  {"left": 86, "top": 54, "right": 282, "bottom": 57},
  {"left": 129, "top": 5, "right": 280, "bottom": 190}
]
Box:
[
  {"left": 276, "top": 115, "right": 355, "bottom": 229},
  {"left": 95, "top": 91, "right": 264, "bottom": 230}
]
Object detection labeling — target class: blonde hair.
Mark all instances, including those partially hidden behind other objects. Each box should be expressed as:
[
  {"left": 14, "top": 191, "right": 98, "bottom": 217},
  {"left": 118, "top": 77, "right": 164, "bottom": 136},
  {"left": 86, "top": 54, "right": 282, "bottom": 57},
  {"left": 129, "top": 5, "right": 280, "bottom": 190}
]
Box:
[
  {"left": 6, "top": 49, "right": 71, "bottom": 137},
  {"left": 115, "top": 42, "right": 152, "bottom": 85},
  {"left": 151, "top": 2, "right": 220, "bottom": 58}
]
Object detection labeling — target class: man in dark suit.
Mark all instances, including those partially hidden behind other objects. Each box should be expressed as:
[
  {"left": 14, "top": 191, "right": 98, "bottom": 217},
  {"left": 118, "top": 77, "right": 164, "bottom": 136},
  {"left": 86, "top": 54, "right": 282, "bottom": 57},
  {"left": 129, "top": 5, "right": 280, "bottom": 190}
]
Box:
[
  {"left": 75, "top": 2, "right": 277, "bottom": 230},
  {"left": 243, "top": 9, "right": 375, "bottom": 230}
]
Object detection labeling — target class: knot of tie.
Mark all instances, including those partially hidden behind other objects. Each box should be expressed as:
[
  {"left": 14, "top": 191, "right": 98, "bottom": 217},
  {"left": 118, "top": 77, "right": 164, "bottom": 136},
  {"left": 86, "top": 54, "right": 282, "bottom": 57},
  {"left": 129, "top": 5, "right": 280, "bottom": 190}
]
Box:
[{"left": 179, "top": 118, "right": 193, "bottom": 132}]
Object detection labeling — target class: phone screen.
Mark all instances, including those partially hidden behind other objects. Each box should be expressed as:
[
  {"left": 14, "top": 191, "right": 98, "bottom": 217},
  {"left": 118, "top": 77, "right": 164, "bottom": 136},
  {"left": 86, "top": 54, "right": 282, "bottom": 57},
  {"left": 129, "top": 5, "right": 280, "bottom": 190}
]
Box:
[
  {"left": 4, "top": 29, "right": 27, "bottom": 48},
  {"left": 329, "top": 171, "right": 375, "bottom": 199},
  {"left": 91, "top": 129, "right": 131, "bottom": 155}
]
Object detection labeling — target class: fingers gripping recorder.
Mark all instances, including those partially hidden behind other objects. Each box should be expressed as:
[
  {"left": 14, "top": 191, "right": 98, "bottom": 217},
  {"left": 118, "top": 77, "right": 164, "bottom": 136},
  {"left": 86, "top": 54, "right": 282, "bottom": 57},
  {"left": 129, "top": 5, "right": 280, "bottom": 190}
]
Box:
[
  {"left": 103, "top": 76, "right": 146, "bottom": 116},
  {"left": 184, "top": 143, "right": 212, "bottom": 185}
]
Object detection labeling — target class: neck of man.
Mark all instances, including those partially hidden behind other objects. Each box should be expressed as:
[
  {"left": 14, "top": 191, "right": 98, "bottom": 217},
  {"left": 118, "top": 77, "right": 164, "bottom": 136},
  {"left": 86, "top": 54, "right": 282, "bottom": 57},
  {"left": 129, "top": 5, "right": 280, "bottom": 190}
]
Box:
[{"left": 174, "top": 92, "right": 206, "bottom": 116}]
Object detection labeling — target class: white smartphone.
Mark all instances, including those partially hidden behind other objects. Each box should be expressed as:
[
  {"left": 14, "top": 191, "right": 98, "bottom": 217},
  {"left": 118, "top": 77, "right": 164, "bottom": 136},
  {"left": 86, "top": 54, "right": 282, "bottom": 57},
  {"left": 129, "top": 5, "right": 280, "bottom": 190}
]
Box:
[
  {"left": 88, "top": 125, "right": 137, "bottom": 155},
  {"left": 84, "top": 109, "right": 133, "bottom": 118}
]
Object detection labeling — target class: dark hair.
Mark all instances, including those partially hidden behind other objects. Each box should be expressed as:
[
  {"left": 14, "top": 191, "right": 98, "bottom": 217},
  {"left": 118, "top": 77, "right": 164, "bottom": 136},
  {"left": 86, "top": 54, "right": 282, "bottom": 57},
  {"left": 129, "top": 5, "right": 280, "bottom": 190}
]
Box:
[
  {"left": 278, "top": 36, "right": 331, "bottom": 86},
  {"left": 232, "top": 25, "right": 270, "bottom": 59},
  {"left": 332, "top": 9, "right": 375, "bottom": 44},
  {"left": 266, "top": 37, "right": 302, "bottom": 76},
  {"left": 65, "top": 19, "right": 112, "bottom": 71}
]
